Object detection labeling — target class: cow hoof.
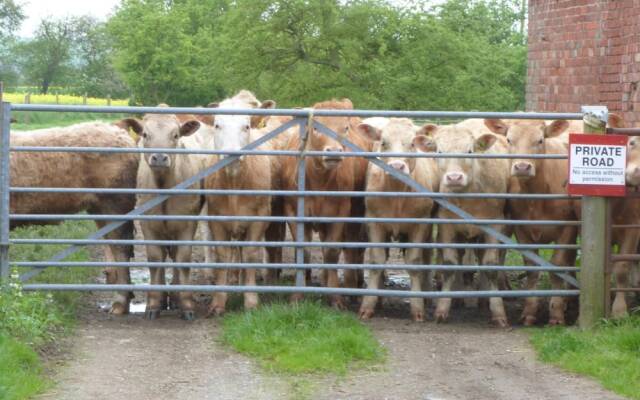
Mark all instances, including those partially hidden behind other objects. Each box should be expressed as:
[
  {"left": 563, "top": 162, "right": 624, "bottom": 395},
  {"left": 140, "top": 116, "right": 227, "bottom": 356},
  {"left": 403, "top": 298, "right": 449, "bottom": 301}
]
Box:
[
  {"left": 331, "top": 299, "right": 347, "bottom": 311},
  {"left": 146, "top": 310, "right": 160, "bottom": 320},
  {"left": 491, "top": 317, "right": 510, "bottom": 329},
  {"left": 181, "top": 310, "right": 196, "bottom": 321},
  {"left": 411, "top": 312, "right": 425, "bottom": 322},
  {"left": 109, "top": 302, "right": 129, "bottom": 315},
  {"left": 548, "top": 318, "right": 565, "bottom": 326},
  {"left": 358, "top": 308, "right": 374, "bottom": 320},
  {"left": 521, "top": 315, "right": 537, "bottom": 327},
  {"left": 207, "top": 306, "right": 225, "bottom": 317},
  {"left": 434, "top": 311, "right": 449, "bottom": 323},
  {"left": 290, "top": 293, "right": 304, "bottom": 303}
]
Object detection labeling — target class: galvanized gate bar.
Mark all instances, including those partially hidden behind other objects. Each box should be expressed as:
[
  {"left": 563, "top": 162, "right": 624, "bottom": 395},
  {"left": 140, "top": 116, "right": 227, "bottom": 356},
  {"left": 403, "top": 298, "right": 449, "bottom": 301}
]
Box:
[
  {"left": 10, "top": 238, "right": 579, "bottom": 250},
  {"left": 18, "top": 117, "right": 300, "bottom": 282},
  {"left": 10, "top": 146, "right": 568, "bottom": 159},
  {"left": 0, "top": 102, "right": 10, "bottom": 280},
  {"left": 11, "top": 103, "right": 584, "bottom": 120},
  {"left": 9, "top": 187, "right": 577, "bottom": 200},
  {"left": 21, "top": 283, "right": 581, "bottom": 299},
  {"left": 313, "top": 121, "right": 581, "bottom": 288},
  {"left": 10, "top": 261, "right": 580, "bottom": 272},
  {"left": 9, "top": 214, "right": 581, "bottom": 226}
]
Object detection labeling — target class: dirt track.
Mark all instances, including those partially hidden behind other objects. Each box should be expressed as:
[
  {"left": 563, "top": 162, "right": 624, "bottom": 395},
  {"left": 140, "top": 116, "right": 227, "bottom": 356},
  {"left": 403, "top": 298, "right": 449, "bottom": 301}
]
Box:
[{"left": 37, "top": 298, "right": 624, "bottom": 400}]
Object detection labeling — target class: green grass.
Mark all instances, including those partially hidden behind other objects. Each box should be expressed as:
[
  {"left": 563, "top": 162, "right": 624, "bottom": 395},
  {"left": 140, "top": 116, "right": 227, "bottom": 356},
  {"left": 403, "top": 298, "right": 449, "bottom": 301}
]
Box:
[
  {"left": 529, "top": 315, "right": 640, "bottom": 399},
  {"left": 12, "top": 111, "right": 128, "bottom": 130},
  {"left": 220, "top": 301, "right": 385, "bottom": 375},
  {"left": 1, "top": 220, "right": 97, "bottom": 399},
  {"left": 0, "top": 335, "right": 46, "bottom": 400}
]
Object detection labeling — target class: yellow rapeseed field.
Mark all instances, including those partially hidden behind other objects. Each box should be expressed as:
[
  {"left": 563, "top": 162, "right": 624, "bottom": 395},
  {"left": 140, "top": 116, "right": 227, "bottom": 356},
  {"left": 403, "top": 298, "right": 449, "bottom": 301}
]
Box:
[{"left": 3, "top": 92, "right": 129, "bottom": 106}]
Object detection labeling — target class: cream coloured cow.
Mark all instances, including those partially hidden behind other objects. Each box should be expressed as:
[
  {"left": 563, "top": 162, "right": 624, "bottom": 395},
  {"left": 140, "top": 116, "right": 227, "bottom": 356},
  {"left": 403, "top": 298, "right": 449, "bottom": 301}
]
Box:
[
  {"left": 426, "top": 122, "right": 511, "bottom": 327},
  {"left": 128, "top": 108, "right": 202, "bottom": 320},
  {"left": 356, "top": 118, "right": 439, "bottom": 321}
]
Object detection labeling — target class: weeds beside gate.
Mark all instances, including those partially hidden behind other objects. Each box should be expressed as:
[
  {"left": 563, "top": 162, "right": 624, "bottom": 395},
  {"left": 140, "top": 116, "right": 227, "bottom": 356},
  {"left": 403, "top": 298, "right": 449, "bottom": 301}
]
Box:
[{"left": 0, "top": 103, "right": 622, "bottom": 328}]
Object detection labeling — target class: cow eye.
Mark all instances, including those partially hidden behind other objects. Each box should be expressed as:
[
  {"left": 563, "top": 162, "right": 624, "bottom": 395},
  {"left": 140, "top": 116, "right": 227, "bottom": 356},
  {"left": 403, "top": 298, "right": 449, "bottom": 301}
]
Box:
[
  {"left": 174, "top": 134, "right": 179, "bottom": 139},
  {"left": 214, "top": 124, "right": 221, "bottom": 130},
  {"left": 537, "top": 138, "right": 544, "bottom": 145},
  {"left": 244, "top": 125, "right": 250, "bottom": 131},
  {"left": 142, "top": 132, "right": 148, "bottom": 139},
  {"left": 506, "top": 138, "right": 512, "bottom": 145},
  {"left": 468, "top": 150, "right": 472, "bottom": 154}
]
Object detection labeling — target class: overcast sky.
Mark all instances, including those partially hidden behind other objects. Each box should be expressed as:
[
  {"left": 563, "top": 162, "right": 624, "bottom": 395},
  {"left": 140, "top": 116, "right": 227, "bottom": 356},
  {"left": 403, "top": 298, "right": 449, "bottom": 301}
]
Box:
[{"left": 18, "top": 0, "right": 121, "bottom": 37}]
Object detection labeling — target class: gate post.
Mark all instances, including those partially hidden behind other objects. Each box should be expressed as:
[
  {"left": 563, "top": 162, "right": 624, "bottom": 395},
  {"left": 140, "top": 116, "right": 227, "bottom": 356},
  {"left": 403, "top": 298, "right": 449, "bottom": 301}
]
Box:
[
  {"left": 578, "top": 105, "right": 608, "bottom": 329},
  {"left": 0, "top": 102, "right": 11, "bottom": 280},
  {"left": 295, "top": 119, "right": 308, "bottom": 288}
]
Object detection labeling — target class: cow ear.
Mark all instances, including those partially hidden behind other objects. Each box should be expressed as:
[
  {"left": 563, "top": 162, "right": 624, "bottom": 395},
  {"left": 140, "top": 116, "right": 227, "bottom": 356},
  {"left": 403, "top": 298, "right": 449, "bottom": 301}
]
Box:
[
  {"left": 260, "top": 100, "right": 276, "bottom": 109},
  {"left": 474, "top": 133, "right": 496, "bottom": 152},
  {"left": 197, "top": 114, "right": 215, "bottom": 126},
  {"left": 416, "top": 124, "right": 438, "bottom": 137},
  {"left": 251, "top": 100, "right": 277, "bottom": 128},
  {"left": 608, "top": 113, "right": 626, "bottom": 129},
  {"left": 545, "top": 120, "right": 569, "bottom": 138},
  {"left": 356, "top": 123, "right": 381, "bottom": 141},
  {"left": 206, "top": 102, "right": 219, "bottom": 108},
  {"left": 484, "top": 119, "right": 508, "bottom": 135},
  {"left": 340, "top": 98, "right": 354, "bottom": 109},
  {"left": 179, "top": 120, "right": 200, "bottom": 137},
  {"left": 413, "top": 135, "right": 437, "bottom": 153},
  {"left": 115, "top": 118, "right": 143, "bottom": 135}
]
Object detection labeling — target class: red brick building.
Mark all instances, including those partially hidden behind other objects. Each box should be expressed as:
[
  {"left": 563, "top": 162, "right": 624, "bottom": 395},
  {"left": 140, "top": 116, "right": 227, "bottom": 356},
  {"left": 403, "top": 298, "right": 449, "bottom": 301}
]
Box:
[{"left": 526, "top": 0, "right": 640, "bottom": 124}]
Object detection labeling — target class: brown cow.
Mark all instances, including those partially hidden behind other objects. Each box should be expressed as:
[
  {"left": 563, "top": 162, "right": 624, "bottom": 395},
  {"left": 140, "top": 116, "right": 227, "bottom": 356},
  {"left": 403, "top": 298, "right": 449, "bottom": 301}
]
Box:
[
  {"left": 204, "top": 90, "right": 276, "bottom": 315},
  {"left": 426, "top": 122, "right": 511, "bottom": 327},
  {"left": 483, "top": 118, "right": 576, "bottom": 325},
  {"left": 612, "top": 136, "right": 640, "bottom": 317},
  {"left": 130, "top": 110, "right": 202, "bottom": 320},
  {"left": 279, "top": 99, "right": 369, "bottom": 309},
  {"left": 356, "top": 118, "right": 439, "bottom": 321},
  {"left": 10, "top": 121, "right": 139, "bottom": 314}
]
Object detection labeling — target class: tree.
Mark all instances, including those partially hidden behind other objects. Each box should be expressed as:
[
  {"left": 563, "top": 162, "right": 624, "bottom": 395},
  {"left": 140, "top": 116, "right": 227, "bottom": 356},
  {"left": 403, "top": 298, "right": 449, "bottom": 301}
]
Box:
[
  {"left": 73, "top": 17, "right": 128, "bottom": 98},
  {"left": 16, "top": 17, "right": 77, "bottom": 94},
  {"left": 107, "top": 0, "right": 228, "bottom": 106},
  {"left": 0, "top": 0, "right": 24, "bottom": 87}
]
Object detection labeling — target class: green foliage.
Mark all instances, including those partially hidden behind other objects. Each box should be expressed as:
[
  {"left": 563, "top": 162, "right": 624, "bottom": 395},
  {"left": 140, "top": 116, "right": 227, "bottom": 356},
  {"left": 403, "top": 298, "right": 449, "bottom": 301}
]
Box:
[
  {"left": 12, "top": 111, "right": 127, "bottom": 131},
  {"left": 106, "top": 0, "right": 527, "bottom": 110},
  {"left": 0, "top": 335, "right": 46, "bottom": 400},
  {"left": 529, "top": 316, "right": 640, "bottom": 400},
  {"left": 220, "top": 301, "right": 385, "bottom": 374},
  {"left": 108, "top": 0, "right": 227, "bottom": 106},
  {"left": 0, "top": 221, "right": 96, "bottom": 399}
]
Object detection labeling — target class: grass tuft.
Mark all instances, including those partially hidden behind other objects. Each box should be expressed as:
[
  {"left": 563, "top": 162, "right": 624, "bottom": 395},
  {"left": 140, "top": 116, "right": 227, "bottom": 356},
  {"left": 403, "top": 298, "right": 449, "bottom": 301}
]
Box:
[
  {"left": 0, "top": 335, "right": 46, "bottom": 400},
  {"left": 529, "top": 315, "right": 640, "bottom": 399},
  {"left": 220, "top": 301, "right": 385, "bottom": 375}
]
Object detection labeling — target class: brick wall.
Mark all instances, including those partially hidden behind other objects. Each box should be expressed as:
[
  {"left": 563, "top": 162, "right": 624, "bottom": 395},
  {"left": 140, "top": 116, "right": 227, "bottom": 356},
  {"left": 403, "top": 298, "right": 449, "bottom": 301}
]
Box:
[{"left": 526, "top": 0, "right": 640, "bottom": 125}]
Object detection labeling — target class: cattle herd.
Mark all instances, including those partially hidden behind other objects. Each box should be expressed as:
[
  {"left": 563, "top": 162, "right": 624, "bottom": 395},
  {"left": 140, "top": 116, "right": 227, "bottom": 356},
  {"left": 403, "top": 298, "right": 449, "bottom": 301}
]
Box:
[{"left": 8, "top": 90, "right": 640, "bottom": 327}]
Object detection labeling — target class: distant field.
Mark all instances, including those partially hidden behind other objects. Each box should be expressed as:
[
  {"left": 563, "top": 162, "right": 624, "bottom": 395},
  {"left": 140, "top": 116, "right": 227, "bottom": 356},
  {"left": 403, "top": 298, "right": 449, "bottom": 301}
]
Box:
[{"left": 3, "top": 92, "right": 128, "bottom": 106}]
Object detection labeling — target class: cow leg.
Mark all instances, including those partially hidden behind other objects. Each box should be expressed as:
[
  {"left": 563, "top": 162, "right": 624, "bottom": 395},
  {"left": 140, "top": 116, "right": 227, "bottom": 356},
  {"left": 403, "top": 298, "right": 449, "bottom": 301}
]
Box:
[
  {"left": 435, "top": 226, "right": 458, "bottom": 323},
  {"left": 288, "top": 219, "right": 312, "bottom": 303},
  {"left": 173, "top": 238, "right": 196, "bottom": 320},
  {"left": 242, "top": 222, "right": 268, "bottom": 310},
  {"left": 146, "top": 245, "right": 167, "bottom": 320},
  {"left": 407, "top": 224, "right": 429, "bottom": 321},
  {"left": 481, "top": 231, "right": 508, "bottom": 328},
  {"left": 344, "top": 222, "right": 365, "bottom": 290},
  {"left": 548, "top": 226, "right": 577, "bottom": 325},
  {"left": 98, "top": 219, "right": 133, "bottom": 315},
  {"left": 264, "top": 196, "right": 285, "bottom": 284},
  {"left": 209, "top": 223, "right": 230, "bottom": 316},
  {"left": 612, "top": 229, "right": 640, "bottom": 318},
  {"left": 359, "top": 224, "right": 386, "bottom": 320},
  {"left": 320, "top": 223, "right": 346, "bottom": 310},
  {"left": 521, "top": 256, "right": 540, "bottom": 326}
]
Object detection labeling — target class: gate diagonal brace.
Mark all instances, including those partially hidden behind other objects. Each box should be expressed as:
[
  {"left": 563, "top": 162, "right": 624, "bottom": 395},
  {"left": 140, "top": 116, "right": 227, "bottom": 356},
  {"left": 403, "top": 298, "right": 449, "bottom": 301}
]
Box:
[
  {"left": 20, "top": 117, "right": 300, "bottom": 282},
  {"left": 312, "top": 121, "right": 579, "bottom": 289}
]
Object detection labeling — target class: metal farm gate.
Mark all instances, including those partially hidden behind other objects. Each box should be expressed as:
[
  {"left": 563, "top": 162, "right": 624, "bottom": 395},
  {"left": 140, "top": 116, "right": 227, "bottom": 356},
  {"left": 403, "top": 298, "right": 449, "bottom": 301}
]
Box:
[{"left": 0, "top": 103, "right": 626, "bottom": 328}]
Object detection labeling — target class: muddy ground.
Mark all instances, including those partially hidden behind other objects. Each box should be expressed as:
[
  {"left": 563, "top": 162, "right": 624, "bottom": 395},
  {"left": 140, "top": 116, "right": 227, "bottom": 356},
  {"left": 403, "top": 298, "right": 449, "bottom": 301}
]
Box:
[{"left": 36, "top": 225, "right": 626, "bottom": 400}]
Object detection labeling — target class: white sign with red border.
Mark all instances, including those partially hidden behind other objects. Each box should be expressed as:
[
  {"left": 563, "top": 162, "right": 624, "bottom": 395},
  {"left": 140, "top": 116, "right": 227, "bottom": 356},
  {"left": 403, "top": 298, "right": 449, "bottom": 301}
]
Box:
[{"left": 568, "top": 133, "right": 627, "bottom": 197}]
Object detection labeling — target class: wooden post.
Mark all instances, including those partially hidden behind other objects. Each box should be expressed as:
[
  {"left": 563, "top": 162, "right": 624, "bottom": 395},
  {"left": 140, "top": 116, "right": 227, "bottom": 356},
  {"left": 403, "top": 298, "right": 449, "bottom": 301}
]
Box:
[
  {"left": 56, "top": 94, "right": 60, "bottom": 104},
  {"left": 579, "top": 105, "right": 608, "bottom": 329},
  {"left": 83, "top": 93, "right": 87, "bottom": 105},
  {"left": 107, "top": 95, "right": 111, "bottom": 106}
]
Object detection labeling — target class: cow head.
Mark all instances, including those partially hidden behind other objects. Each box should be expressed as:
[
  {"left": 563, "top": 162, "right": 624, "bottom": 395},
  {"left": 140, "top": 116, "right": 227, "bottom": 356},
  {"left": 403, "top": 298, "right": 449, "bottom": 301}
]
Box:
[
  {"left": 484, "top": 119, "right": 568, "bottom": 179},
  {"left": 425, "top": 124, "right": 497, "bottom": 192},
  {"left": 135, "top": 106, "right": 200, "bottom": 173},
  {"left": 208, "top": 90, "right": 276, "bottom": 171},
  {"left": 357, "top": 118, "right": 435, "bottom": 176},
  {"left": 626, "top": 137, "right": 640, "bottom": 187},
  {"left": 308, "top": 99, "right": 356, "bottom": 169}
]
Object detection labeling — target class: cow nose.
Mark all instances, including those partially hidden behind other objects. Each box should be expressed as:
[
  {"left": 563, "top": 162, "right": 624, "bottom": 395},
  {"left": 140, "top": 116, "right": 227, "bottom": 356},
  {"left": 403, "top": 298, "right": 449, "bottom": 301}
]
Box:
[
  {"left": 514, "top": 162, "right": 532, "bottom": 172},
  {"left": 446, "top": 172, "right": 463, "bottom": 183},
  {"left": 388, "top": 161, "right": 408, "bottom": 172},
  {"left": 324, "top": 146, "right": 343, "bottom": 153},
  {"left": 149, "top": 153, "right": 170, "bottom": 167}
]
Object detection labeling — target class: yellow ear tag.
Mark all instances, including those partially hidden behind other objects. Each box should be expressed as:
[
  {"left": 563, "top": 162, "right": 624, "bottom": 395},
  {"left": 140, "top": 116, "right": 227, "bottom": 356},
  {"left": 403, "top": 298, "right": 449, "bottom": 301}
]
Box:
[
  {"left": 257, "top": 118, "right": 266, "bottom": 129},
  {"left": 128, "top": 127, "right": 139, "bottom": 143}
]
